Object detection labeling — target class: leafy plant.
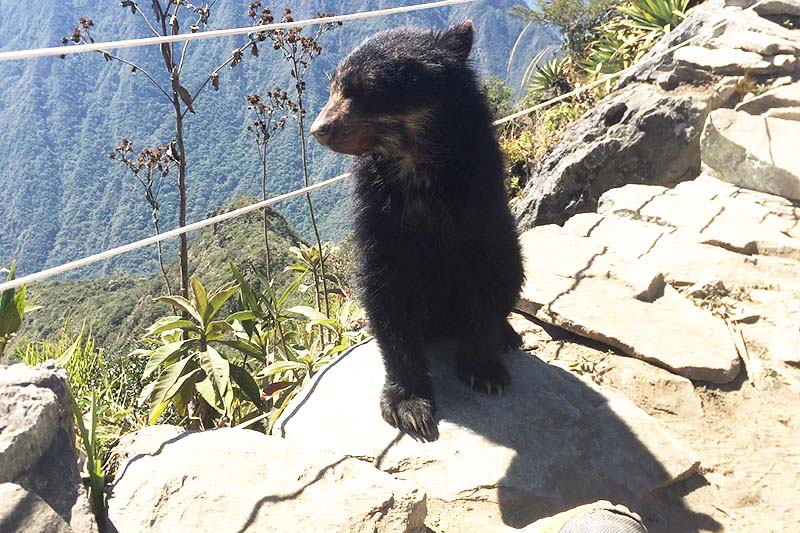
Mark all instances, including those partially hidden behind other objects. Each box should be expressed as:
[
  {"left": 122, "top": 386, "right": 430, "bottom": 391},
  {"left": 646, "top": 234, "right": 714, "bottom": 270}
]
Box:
[
  {"left": 583, "top": 0, "right": 692, "bottom": 75},
  {"left": 0, "top": 261, "right": 37, "bottom": 357},
  {"left": 134, "top": 277, "right": 264, "bottom": 427},
  {"left": 528, "top": 57, "right": 573, "bottom": 100}
]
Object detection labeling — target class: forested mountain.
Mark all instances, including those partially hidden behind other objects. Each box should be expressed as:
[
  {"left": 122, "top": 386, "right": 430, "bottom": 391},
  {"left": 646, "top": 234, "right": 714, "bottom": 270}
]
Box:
[{"left": 0, "top": 0, "right": 558, "bottom": 277}]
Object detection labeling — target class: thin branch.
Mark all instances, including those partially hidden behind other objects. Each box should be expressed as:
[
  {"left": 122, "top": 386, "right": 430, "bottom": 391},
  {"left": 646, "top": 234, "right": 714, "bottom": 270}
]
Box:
[
  {"left": 178, "top": 40, "right": 189, "bottom": 74},
  {"left": 102, "top": 51, "right": 172, "bottom": 101},
  {"left": 182, "top": 39, "right": 255, "bottom": 119},
  {"left": 133, "top": 2, "right": 162, "bottom": 38}
]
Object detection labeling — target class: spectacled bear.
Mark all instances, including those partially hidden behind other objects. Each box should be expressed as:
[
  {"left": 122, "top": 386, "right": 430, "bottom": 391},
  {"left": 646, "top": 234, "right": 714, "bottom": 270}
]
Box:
[{"left": 311, "top": 20, "right": 524, "bottom": 439}]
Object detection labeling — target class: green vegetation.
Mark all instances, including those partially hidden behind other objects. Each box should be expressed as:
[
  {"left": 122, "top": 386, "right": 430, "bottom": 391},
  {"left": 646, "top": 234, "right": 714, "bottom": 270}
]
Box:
[
  {"left": 0, "top": 262, "right": 37, "bottom": 356},
  {"left": 501, "top": 0, "right": 692, "bottom": 196}
]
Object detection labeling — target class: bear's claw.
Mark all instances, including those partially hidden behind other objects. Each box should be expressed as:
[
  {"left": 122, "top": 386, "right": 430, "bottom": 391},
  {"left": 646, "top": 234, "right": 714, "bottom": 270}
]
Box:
[{"left": 380, "top": 386, "right": 437, "bottom": 440}]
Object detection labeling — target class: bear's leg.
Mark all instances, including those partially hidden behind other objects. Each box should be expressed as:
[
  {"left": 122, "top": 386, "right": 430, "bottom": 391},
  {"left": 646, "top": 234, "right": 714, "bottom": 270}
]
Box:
[
  {"left": 362, "top": 275, "right": 437, "bottom": 438},
  {"left": 375, "top": 328, "right": 436, "bottom": 439},
  {"left": 502, "top": 319, "right": 522, "bottom": 352},
  {"left": 456, "top": 318, "right": 510, "bottom": 394}
]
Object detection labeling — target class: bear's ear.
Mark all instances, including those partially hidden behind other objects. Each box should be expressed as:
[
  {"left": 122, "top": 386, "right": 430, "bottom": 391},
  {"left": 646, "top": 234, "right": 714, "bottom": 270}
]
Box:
[{"left": 437, "top": 20, "right": 474, "bottom": 62}]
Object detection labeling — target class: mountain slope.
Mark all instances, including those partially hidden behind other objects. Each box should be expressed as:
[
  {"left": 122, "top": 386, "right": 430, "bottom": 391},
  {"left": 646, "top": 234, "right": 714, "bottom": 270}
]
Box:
[{"left": 0, "top": 0, "right": 558, "bottom": 277}]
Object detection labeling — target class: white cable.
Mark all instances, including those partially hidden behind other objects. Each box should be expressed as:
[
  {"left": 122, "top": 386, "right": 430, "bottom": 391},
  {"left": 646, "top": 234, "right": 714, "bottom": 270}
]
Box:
[
  {"left": 0, "top": 0, "right": 476, "bottom": 62},
  {"left": 0, "top": 0, "right": 773, "bottom": 292},
  {"left": 0, "top": 173, "right": 350, "bottom": 292}
]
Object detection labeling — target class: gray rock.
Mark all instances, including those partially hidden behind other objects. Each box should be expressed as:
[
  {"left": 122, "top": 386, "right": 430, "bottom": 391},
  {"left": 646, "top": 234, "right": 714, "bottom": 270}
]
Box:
[
  {"left": 513, "top": 82, "right": 734, "bottom": 229},
  {"left": 702, "top": 108, "right": 800, "bottom": 201},
  {"left": 517, "top": 226, "right": 741, "bottom": 383},
  {"left": 0, "top": 362, "right": 97, "bottom": 533},
  {"left": 727, "top": 0, "right": 800, "bottom": 16},
  {"left": 108, "top": 426, "right": 426, "bottom": 533},
  {"left": 673, "top": 46, "right": 779, "bottom": 75},
  {"left": 276, "top": 341, "right": 699, "bottom": 531},
  {"left": 735, "top": 81, "right": 800, "bottom": 115},
  {"left": 713, "top": 30, "right": 799, "bottom": 55},
  {"left": 0, "top": 482, "right": 73, "bottom": 533}
]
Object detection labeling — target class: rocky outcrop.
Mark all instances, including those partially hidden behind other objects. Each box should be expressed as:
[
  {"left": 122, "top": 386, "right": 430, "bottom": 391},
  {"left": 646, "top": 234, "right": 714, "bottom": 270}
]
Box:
[
  {"left": 702, "top": 107, "right": 800, "bottom": 200},
  {"left": 516, "top": 225, "right": 741, "bottom": 383},
  {"left": 276, "top": 340, "right": 699, "bottom": 532},
  {"left": 514, "top": 0, "right": 800, "bottom": 230},
  {"left": 108, "top": 425, "right": 427, "bottom": 533},
  {"left": 0, "top": 362, "right": 97, "bottom": 533},
  {"left": 513, "top": 81, "right": 737, "bottom": 228},
  {"left": 516, "top": 171, "right": 800, "bottom": 389}
]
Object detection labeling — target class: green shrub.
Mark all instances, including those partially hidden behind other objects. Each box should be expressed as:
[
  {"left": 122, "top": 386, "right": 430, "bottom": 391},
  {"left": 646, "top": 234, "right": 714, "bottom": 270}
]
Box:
[
  {"left": 584, "top": 0, "right": 692, "bottom": 75},
  {"left": 0, "top": 261, "right": 37, "bottom": 357}
]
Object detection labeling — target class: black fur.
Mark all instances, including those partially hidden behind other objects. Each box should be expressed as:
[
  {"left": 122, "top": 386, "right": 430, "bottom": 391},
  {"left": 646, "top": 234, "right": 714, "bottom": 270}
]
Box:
[{"left": 312, "top": 22, "right": 524, "bottom": 439}]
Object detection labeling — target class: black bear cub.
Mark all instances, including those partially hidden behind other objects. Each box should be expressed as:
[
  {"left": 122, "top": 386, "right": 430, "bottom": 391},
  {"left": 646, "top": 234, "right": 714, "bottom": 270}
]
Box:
[{"left": 311, "top": 21, "right": 524, "bottom": 439}]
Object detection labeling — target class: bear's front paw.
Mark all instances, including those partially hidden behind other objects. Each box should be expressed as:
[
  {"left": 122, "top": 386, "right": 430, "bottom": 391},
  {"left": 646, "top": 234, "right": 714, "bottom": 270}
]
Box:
[
  {"left": 457, "top": 358, "right": 510, "bottom": 395},
  {"left": 380, "top": 384, "right": 437, "bottom": 440}
]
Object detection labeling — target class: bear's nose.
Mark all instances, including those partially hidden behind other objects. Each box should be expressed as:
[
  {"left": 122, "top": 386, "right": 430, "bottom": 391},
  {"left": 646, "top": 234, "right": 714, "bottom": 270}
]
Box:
[{"left": 311, "top": 120, "right": 331, "bottom": 141}]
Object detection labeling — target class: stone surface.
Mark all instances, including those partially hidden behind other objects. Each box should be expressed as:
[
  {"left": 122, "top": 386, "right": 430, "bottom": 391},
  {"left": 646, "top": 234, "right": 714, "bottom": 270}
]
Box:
[
  {"left": 714, "top": 30, "right": 799, "bottom": 55},
  {"left": 108, "top": 426, "right": 426, "bottom": 533},
  {"left": 673, "top": 46, "right": 779, "bottom": 74},
  {"left": 0, "top": 482, "right": 73, "bottom": 533},
  {"left": 513, "top": 82, "right": 733, "bottom": 229},
  {"left": 0, "top": 362, "right": 97, "bottom": 533},
  {"left": 728, "top": 0, "right": 800, "bottom": 16},
  {"left": 599, "top": 183, "right": 800, "bottom": 258},
  {"left": 517, "top": 226, "right": 741, "bottom": 384},
  {"left": 702, "top": 108, "right": 800, "bottom": 201},
  {"left": 595, "top": 357, "right": 704, "bottom": 419},
  {"left": 735, "top": 82, "right": 800, "bottom": 115},
  {"left": 276, "top": 340, "right": 699, "bottom": 531}
]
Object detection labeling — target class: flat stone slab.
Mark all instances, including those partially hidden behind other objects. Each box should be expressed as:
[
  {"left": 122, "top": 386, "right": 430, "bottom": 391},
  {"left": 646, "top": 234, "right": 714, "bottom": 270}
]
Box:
[
  {"left": 599, "top": 183, "right": 800, "bottom": 258},
  {"left": 276, "top": 340, "right": 699, "bottom": 531},
  {"left": 108, "top": 426, "right": 426, "bottom": 533},
  {"left": 672, "top": 45, "right": 782, "bottom": 75},
  {"left": 517, "top": 226, "right": 741, "bottom": 384},
  {"left": 702, "top": 108, "right": 800, "bottom": 201}
]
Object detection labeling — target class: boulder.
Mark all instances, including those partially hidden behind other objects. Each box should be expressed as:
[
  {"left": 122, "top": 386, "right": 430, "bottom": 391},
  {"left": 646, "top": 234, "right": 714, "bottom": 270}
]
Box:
[
  {"left": 0, "top": 362, "right": 97, "bottom": 533},
  {"left": 513, "top": 81, "right": 735, "bottom": 229},
  {"left": 108, "top": 426, "right": 426, "bottom": 533},
  {"left": 702, "top": 108, "right": 800, "bottom": 201},
  {"left": 276, "top": 340, "right": 700, "bottom": 531},
  {"left": 0, "top": 482, "right": 73, "bottom": 533},
  {"left": 735, "top": 82, "right": 800, "bottom": 115},
  {"left": 517, "top": 226, "right": 741, "bottom": 384}
]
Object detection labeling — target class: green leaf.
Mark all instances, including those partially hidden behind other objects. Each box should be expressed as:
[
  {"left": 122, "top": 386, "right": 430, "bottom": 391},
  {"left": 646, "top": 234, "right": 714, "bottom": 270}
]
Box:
[
  {"left": 229, "top": 363, "right": 264, "bottom": 408},
  {"left": 147, "top": 357, "right": 196, "bottom": 424},
  {"left": 258, "top": 360, "right": 307, "bottom": 378},
  {"left": 145, "top": 316, "right": 199, "bottom": 336},
  {"left": 191, "top": 277, "right": 209, "bottom": 321},
  {"left": 197, "top": 346, "right": 230, "bottom": 410},
  {"left": 226, "top": 310, "right": 257, "bottom": 323},
  {"left": 156, "top": 295, "right": 203, "bottom": 324},
  {"left": 216, "top": 339, "right": 266, "bottom": 361},
  {"left": 208, "top": 281, "right": 239, "bottom": 317},
  {"left": 285, "top": 305, "right": 327, "bottom": 322},
  {"left": 55, "top": 337, "right": 80, "bottom": 367},
  {"left": 141, "top": 339, "right": 195, "bottom": 380},
  {"left": 195, "top": 376, "right": 223, "bottom": 414}
]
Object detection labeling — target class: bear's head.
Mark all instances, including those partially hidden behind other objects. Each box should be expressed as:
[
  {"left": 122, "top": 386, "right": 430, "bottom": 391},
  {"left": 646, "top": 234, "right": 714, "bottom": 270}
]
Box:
[{"left": 311, "top": 20, "right": 475, "bottom": 157}]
